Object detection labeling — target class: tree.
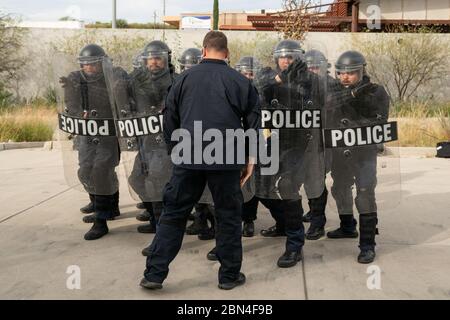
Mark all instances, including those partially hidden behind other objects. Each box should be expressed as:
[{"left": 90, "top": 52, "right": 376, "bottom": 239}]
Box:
[
  {"left": 278, "top": 0, "right": 318, "bottom": 40},
  {"left": 352, "top": 26, "right": 450, "bottom": 102},
  {"left": 116, "top": 19, "right": 128, "bottom": 28},
  {"left": 213, "top": 0, "right": 219, "bottom": 30},
  {"left": 0, "top": 12, "right": 27, "bottom": 104},
  {"left": 59, "top": 16, "right": 76, "bottom": 21}
]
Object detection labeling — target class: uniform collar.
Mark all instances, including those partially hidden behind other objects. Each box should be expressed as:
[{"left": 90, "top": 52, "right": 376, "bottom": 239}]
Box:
[{"left": 200, "top": 58, "right": 228, "bottom": 66}]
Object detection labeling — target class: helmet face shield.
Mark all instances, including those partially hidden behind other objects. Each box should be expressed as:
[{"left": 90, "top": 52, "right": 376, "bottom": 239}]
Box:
[
  {"left": 235, "top": 56, "right": 260, "bottom": 80},
  {"left": 142, "top": 51, "right": 168, "bottom": 74},
  {"left": 335, "top": 66, "right": 364, "bottom": 87},
  {"left": 334, "top": 50, "right": 367, "bottom": 86},
  {"left": 78, "top": 56, "right": 104, "bottom": 65},
  {"left": 78, "top": 57, "right": 104, "bottom": 80},
  {"left": 274, "top": 48, "right": 304, "bottom": 60}
]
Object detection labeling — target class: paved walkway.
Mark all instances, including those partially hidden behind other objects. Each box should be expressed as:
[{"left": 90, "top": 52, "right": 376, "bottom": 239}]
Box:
[{"left": 0, "top": 148, "right": 449, "bottom": 299}]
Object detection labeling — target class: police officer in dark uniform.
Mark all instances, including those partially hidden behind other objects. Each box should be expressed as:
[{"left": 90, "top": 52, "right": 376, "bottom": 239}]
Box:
[
  {"left": 209, "top": 41, "right": 326, "bottom": 266},
  {"left": 61, "top": 44, "right": 122, "bottom": 240},
  {"left": 326, "top": 51, "right": 389, "bottom": 263},
  {"left": 299, "top": 49, "right": 332, "bottom": 240},
  {"left": 235, "top": 56, "right": 259, "bottom": 237},
  {"left": 206, "top": 56, "right": 271, "bottom": 261},
  {"left": 176, "top": 47, "right": 217, "bottom": 240},
  {"left": 126, "top": 40, "right": 177, "bottom": 234},
  {"left": 255, "top": 39, "right": 327, "bottom": 266},
  {"left": 179, "top": 48, "right": 202, "bottom": 72},
  {"left": 140, "top": 31, "right": 260, "bottom": 290}
]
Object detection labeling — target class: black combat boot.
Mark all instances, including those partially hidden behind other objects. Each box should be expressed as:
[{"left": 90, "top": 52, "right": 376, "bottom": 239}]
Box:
[
  {"left": 306, "top": 189, "right": 328, "bottom": 240},
  {"left": 82, "top": 209, "right": 120, "bottom": 223},
  {"left": 206, "top": 247, "right": 218, "bottom": 261},
  {"left": 186, "top": 203, "right": 211, "bottom": 238},
  {"left": 327, "top": 215, "right": 358, "bottom": 239},
  {"left": 302, "top": 211, "right": 312, "bottom": 223},
  {"left": 136, "top": 210, "right": 151, "bottom": 222},
  {"left": 84, "top": 218, "right": 109, "bottom": 240},
  {"left": 80, "top": 194, "right": 96, "bottom": 214},
  {"left": 306, "top": 225, "right": 325, "bottom": 240},
  {"left": 186, "top": 214, "right": 208, "bottom": 235},
  {"left": 140, "top": 278, "right": 163, "bottom": 290},
  {"left": 242, "top": 221, "right": 254, "bottom": 237},
  {"left": 80, "top": 202, "right": 94, "bottom": 214},
  {"left": 358, "top": 213, "right": 378, "bottom": 264},
  {"left": 142, "top": 246, "right": 151, "bottom": 257},
  {"left": 198, "top": 208, "right": 215, "bottom": 240},
  {"left": 260, "top": 225, "right": 285, "bottom": 237},
  {"left": 136, "top": 202, "right": 145, "bottom": 210},
  {"left": 277, "top": 250, "right": 302, "bottom": 268},
  {"left": 218, "top": 273, "right": 246, "bottom": 290},
  {"left": 137, "top": 219, "right": 157, "bottom": 233}
]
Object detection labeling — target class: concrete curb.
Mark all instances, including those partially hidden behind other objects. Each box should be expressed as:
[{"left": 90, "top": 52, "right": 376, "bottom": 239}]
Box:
[
  {"left": 0, "top": 142, "right": 441, "bottom": 158},
  {"left": 398, "top": 147, "right": 437, "bottom": 158},
  {"left": 0, "top": 142, "right": 45, "bottom": 151}
]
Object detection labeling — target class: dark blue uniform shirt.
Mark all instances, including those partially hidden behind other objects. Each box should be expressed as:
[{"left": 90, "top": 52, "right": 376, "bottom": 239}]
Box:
[{"left": 163, "top": 58, "right": 261, "bottom": 170}]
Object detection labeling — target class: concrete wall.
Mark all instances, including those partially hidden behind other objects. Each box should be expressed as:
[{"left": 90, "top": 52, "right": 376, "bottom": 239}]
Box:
[{"left": 10, "top": 28, "right": 450, "bottom": 102}]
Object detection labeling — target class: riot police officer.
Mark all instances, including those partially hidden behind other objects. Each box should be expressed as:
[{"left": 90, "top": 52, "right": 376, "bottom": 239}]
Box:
[
  {"left": 61, "top": 44, "right": 123, "bottom": 240},
  {"left": 326, "top": 50, "right": 389, "bottom": 263},
  {"left": 252, "top": 39, "right": 326, "bottom": 267},
  {"left": 126, "top": 40, "right": 177, "bottom": 234},
  {"left": 178, "top": 48, "right": 202, "bottom": 72},
  {"left": 296, "top": 49, "right": 332, "bottom": 240}
]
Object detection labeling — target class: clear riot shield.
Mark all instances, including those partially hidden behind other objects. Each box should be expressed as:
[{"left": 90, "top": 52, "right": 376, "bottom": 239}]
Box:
[
  {"left": 104, "top": 51, "right": 173, "bottom": 203},
  {"left": 252, "top": 39, "right": 327, "bottom": 201},
  {"left": 54, "top": 53, "right": 120, "bottom": 196},
  {"left": 323, "top": 65, "right": 401, "bottom": 216}
]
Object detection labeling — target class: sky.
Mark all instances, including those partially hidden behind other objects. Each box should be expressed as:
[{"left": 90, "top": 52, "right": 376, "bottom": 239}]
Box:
[{"left": 0, "top": 0, "right": 283, "bottom": 23}]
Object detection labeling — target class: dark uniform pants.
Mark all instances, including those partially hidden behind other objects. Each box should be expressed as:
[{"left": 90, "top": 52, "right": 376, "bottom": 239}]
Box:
[
  {"left": 144, "top": 166, "right": 244, "bottom": 284},
  {"left": 308, "top": 187, "right": 328, "bottom": 228},
  {"left": 330, "top": 149, "right": 378, "bottom": 250},
  {"left": 242, "top": 196, "right": 304, "bottom": 253}
]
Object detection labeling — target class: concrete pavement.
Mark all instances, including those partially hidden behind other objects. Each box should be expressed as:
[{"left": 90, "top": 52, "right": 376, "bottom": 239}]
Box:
[{"left": 0, "top": 148, "right": 449, "bottom": 299}]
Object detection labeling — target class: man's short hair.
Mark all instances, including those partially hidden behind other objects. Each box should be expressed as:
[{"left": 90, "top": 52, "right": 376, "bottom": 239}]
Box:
[{"left": 203, "top": 31, "right": 228, "bottom": 52}]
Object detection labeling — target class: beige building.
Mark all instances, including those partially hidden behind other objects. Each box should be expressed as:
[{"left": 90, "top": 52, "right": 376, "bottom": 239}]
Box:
[
  {"left": 358, "top": 0, "right": 450, "bottom": 21},
  {"left": 165, "top": 1, "right": 450, "bottom": 32}
]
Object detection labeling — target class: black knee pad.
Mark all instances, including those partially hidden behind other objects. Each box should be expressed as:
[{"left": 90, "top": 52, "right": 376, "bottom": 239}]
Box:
[{"left": 355, "top": 188, "right": 377, "bottom": 213}]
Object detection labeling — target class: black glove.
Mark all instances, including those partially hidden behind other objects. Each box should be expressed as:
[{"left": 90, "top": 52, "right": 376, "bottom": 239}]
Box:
[
  {"left": 258, "top": 67, "right": 277, "bottom": 86},
  {"left": 279, "top": 59, "right": 307, "bottom": 84},
  {"left": 350, "top": 81, "right": 378, "bottom": 99},
  {"left": 133, "top": 68, "right": 151, "bottom": 85}
]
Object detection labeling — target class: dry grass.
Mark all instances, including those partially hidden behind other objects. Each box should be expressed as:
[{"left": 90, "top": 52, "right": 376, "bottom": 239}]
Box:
[
  {"left": 0, "top": 102, "right": 448, "bottom": 146},
  {"left": 391, "top": 101, "right": 450, "bottom": 147},
  {"left": 0, "top": 105, "right": 57, "bottom": 142},
  {"left": 396, "top": 117, "right": 450, "bottom": 147}
]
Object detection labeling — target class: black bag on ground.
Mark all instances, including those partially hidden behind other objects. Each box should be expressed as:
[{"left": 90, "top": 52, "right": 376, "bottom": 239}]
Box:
[{"left": 436, "top": 142, "right": 450, "bottom": 158}]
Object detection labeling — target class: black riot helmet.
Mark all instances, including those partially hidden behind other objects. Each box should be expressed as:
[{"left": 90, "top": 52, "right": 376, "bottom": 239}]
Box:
[
  {"left": 305, "top": 49, "right": 330, "bottom": 72},
  {"left": 235, "top": 56, "right": 260, "bottom": 79},
  {"left": 142, "top": 40, "right": 171, "bottom": 63},
  {"left": 179, "top": 48, "right": 202, "bottom": 72},
  {"left": 273, "top": 39, "right": 304, "bottom": 67},
  {"left": 141, "top": 40, "right": 171, "bottom": 74},
  {"left": 78, "top": 44, "right": 106, "bottom": 65},
  {"left": 78, "top": 44, "right": 106, "bottom": 80},
  {"left": 335, "top": 50, "right": 367, "bottom": 84}
]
